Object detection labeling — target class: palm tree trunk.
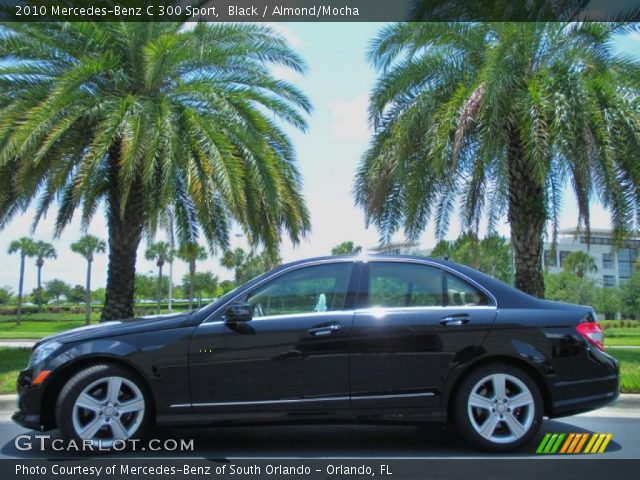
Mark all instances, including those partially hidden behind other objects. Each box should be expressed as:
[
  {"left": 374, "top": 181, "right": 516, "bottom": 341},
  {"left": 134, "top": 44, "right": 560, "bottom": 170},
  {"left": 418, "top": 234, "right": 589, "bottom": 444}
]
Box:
[
  {"left": 167, "top": 211, "right": 175, "bottom": 313},
  {"left": 36, "top": 263, "right": 42, "bottom": 312},
  {"left": 16, "top": 254, "right": 25, "bottom": 326},
  {"left": 189, "top": 260, "right": 196, "bottom": 310},
  {"left": 102, "top": 140, "right": 145, "bottom": 321},
  {"left": 168, "top": 260, "right": 173, "bottom": 313},
  {"left": 85, "top": 260, "right": 92, "bottom": 325},
  {"left": 507, "top": 124, "right": 546, "bottom": 298},
  {"left": 156, "top": 264, "right": 163, "bottom": 315}
]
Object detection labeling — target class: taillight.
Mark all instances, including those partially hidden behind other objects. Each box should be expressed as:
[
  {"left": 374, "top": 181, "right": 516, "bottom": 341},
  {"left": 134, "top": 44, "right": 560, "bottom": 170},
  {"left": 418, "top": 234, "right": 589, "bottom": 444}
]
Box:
[{"left": 576, "top": 321, "right": 605, "bottom": 352}]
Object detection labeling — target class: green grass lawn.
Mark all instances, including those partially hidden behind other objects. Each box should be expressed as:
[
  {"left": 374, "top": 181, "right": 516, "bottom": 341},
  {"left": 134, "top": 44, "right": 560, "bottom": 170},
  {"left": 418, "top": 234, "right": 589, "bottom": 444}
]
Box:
[
  {"left": 0, "top": 348, "right": 30, "bottom": 394},
  {"left": 0, "top": 320, "right": 86, "bottom": 339},
  {"left": 604, "top": 327, "right": 640, "bottom": 347},
  {"left": 608, "top": 348, "right": 640, "bottom": 393},
  {"left": 0, "top": 308, "right": 192, "bottom": 339}
]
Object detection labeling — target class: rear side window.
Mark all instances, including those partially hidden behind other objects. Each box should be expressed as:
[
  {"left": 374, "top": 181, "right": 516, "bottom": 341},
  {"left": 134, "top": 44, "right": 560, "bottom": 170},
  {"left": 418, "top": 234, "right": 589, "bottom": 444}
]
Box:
[
  {"left": 368, "top": 263, "right": 443, "bottom": 308},
  {"left": 446, "top": 273, "right": 490, "bottom": 306}
]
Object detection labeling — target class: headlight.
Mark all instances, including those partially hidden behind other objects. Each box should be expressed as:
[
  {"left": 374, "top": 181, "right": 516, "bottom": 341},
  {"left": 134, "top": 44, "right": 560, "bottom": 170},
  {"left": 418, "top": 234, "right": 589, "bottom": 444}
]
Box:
[{"left": 29, "top": 340, "right": 62, "bottom": 367}]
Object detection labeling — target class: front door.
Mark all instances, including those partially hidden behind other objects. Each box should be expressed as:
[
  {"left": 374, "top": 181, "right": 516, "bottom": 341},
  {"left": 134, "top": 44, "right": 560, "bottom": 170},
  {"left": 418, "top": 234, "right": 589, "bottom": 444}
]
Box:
[
  {"left": 189, "top": 261, "right": 356, "bottom": 412},
  {"left": 350, "top": 261, "right": 497, "bottom": 409}
]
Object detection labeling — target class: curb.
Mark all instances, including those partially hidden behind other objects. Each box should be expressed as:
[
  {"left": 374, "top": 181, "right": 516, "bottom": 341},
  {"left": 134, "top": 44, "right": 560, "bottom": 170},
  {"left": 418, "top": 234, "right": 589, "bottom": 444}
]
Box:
[
  {"left": 612, "top": 393, "right": 640, "bottom": 410},
  {"left": 0, "top": 340, "right": 36, "bottom": 348},
  {"left": 0, "top": 394, "right": 16, "bottom": 412}
]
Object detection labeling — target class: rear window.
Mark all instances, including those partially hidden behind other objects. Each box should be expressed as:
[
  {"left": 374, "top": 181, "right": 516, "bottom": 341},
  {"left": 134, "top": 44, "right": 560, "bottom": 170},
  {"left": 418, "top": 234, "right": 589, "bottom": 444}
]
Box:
[
  {"left": 368, "top": 263, "right": 443, "bottom": 308},
  {"left": 446, "top": 273, "right": 490, "bottom": 306}
]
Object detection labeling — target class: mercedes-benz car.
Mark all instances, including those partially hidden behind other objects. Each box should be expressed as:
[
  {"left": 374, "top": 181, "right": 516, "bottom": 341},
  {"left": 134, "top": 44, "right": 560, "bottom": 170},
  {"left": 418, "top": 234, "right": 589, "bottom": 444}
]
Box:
[{"left": 13, "top": 255, "right": 619, "bottom": 451}]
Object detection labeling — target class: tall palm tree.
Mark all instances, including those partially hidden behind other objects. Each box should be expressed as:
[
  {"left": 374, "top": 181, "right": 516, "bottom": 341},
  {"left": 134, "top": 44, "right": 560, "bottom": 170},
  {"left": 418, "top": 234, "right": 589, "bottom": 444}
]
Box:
[
  {"left": 355, "top": 22, "right": 640, "bottom": 298},
  {"left": 176, "top": 242, "right": 208, "bottom": 310},
  {"left": 71, "top": 235, "right": 107, "bottom": 325},
  {"left": 145, "top": 241, "right": 174, "bottom": 315},
  {"left": 33, "top": 241, "right": 56, "bottom": 309},
  {"left": 7, "top": 237, "right": 36, "bottom": 325},
  {"left": 0, "top": 22, "right": 311, "bottom": 320}
]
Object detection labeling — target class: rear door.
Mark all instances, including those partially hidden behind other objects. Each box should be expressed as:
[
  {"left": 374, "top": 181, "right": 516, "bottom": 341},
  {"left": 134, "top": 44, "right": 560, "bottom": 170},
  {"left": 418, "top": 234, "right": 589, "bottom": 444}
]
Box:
[{"left": 349, "top": 261, "right": 497, "bottom": 409}]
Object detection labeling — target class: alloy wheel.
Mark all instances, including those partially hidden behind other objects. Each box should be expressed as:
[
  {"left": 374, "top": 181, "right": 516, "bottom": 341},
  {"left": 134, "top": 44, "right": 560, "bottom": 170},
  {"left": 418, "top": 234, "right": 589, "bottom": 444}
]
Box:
[
  {"left": 71, "top": 375, "right": 145, "bottom": 447},
  {"left": 466, "top": 373, "right": 535, "bottom": 444}
]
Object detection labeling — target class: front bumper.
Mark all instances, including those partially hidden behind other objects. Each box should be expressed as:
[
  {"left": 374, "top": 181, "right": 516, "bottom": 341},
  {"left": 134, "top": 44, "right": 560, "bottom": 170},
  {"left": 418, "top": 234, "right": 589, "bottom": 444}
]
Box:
[{"left": 12, "top": 367, "right": 51, "bottom": 430}]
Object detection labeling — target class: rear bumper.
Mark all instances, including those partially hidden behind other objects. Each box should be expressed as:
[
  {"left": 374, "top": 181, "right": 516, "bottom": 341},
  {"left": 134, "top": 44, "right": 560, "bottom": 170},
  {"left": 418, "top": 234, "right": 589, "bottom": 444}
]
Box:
[
  {"left": 549, "top": 382, "right": 619, "bottom": 418},
  {"left": 548, "top": 350, "right": 620, "bottom": 418}
]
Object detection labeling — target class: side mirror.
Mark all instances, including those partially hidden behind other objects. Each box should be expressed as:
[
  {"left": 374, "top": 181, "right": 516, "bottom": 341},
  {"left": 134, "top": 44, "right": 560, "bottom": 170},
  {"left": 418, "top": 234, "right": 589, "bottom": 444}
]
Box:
[{"left": 225, "top": 303, "right": 253, "bottom": 323}]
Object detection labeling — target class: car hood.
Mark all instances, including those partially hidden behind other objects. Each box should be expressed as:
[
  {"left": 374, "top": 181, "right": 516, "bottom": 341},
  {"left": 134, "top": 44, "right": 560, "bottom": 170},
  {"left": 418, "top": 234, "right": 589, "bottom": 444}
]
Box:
[{"left": 35, "top": 312, "right": 193, "bottom": 347}]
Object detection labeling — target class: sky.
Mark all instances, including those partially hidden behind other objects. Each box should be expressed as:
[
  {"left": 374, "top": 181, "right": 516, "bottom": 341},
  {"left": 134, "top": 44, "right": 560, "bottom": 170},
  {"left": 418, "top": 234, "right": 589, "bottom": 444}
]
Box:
[{"left": 0, "top": 23, "right": 639, "bottom": 293}]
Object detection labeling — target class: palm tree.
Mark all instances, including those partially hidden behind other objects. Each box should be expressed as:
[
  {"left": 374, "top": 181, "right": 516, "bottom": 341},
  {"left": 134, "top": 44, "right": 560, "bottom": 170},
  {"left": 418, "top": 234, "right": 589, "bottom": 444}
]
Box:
[
  {"left": 33, "top": 241, "right": 56, "bottom": 309},
  {"left": 7, "top": 237, "right": 36, "bottom": 325},
  {"left": 145, "top": 241, "right": 174, "bottom": 315},
  {"left": 562, "top": 251, "right": 598, "bottom": 279},
  {"left": 355, "top": 23, "right": 640, "bottom": 298},
  {"left": 0, "top": 22, "right": 311, "bottom": 321},
  {"left": 331, "top": 241, "right": 363, "bottom": 256},
  {"left": 176, "top": 242, "right": 208, "bottom": 310},
  {"left": 221, "top": 248, "right": 281, "bottom": 285},
  {"left": 71, "top": 235, "right": 107, "bottom": 324}
]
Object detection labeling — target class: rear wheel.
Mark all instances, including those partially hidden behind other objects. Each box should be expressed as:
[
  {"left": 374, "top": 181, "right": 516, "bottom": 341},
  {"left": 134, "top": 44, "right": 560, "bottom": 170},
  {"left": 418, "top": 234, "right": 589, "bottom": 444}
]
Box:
[
  {"left": 56, "top": 364, "right": 151, "bottom": 448},
  {"left": 453, "top": 364, "right": 543, "bottom": 451}
]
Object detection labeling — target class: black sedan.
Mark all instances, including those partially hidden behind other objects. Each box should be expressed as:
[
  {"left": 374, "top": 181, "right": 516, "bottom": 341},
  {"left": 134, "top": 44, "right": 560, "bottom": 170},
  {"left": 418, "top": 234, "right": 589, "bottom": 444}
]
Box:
[{"left": 13, "top": 255, "right": 619, "bottom": 451}]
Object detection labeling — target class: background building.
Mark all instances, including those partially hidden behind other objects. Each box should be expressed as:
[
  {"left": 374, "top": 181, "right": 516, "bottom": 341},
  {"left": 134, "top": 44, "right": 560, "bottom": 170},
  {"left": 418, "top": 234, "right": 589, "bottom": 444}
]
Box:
[{"left": 543, "top": 228, "right": 640, "bottom": 288}]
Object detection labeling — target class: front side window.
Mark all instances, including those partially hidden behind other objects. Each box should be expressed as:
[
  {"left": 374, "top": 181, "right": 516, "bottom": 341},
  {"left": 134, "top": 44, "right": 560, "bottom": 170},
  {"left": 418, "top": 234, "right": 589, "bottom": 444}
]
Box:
[
  {"left": 368, "top": 263, "right": 443, "bottom": 308},
  {"left": 246, "top": 263, "right": 353, "bottom": 318},
  {"left": 446, "top": 273, "right": 490, "bottom": 306}
]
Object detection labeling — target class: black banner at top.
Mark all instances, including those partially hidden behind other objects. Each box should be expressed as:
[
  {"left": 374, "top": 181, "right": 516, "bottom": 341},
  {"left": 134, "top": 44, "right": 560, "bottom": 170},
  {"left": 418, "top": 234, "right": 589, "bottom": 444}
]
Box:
[{"left": 0, "top": 0, "right": 639, "bottom": 22}]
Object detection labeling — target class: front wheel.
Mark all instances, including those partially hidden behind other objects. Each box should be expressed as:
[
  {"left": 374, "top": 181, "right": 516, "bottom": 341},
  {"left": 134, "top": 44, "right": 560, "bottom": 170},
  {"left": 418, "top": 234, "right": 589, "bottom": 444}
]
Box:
[
  {"left": 453, "top": 364, "right": 543, "bottom": 451},
  {"left": 56, "top": 364, "right": 151, "bottom": 448}
]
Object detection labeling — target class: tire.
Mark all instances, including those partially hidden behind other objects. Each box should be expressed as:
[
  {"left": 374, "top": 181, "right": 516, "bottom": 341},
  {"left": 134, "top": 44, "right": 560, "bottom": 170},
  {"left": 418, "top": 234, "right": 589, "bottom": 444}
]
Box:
[
  {"left": 56, "top": 364, "right": 152, "bottom": 449},
  {"left": 453, "top": 363, "right": 543, "bottom": 452}
]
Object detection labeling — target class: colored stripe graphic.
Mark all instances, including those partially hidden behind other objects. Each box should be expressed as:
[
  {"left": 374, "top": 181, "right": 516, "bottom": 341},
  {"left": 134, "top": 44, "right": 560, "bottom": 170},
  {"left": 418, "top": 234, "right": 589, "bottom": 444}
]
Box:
[
  {"left": 583, "top": 433, "right": 599, "bottom": 453},
  {"left": 537, "top": 433, "right": 613, "bottom": 454},
  {"left": 597, "top": 434, "right": 613, "bottom": 453},
  {"left": 537, "top": 433, "right": 565, "bottom": 453},
  {"left": 544, "top": 434, "right": 558, "bottom": 453},
  {"left": 559, "top": 433, "right": 575, "bottom": 454},
  {"left": 566, "top": 433, "right": 583, "bottom": 453},
  {"left": 574, "top": 433, "right": 589, "bottom": 453},
  {"left": 550, "top": 433, "right": 565, "bottom": 453},
  {"left": 536, "top": 433, "right": 552, "bottom": 453}
]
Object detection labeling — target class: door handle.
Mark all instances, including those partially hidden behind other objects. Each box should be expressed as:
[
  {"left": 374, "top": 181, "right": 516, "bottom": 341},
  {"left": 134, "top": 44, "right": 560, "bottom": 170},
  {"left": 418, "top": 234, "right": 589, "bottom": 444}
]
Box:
[
  {"left": 308, "top": 323, "right": 341, "bottom": 336},
  {"left": 439, "top": 315, "right": 471, "bottom": 326}
]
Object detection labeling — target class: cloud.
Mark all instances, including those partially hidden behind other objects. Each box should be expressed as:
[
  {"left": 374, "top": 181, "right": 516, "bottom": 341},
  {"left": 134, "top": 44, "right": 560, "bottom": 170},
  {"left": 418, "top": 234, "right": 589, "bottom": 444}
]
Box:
[
  {"left": 328, "top": 93, "right": 371, "bottom": 142},
  {"left": 264, "top": 23, "right": 305, "bottom": 48},
  {"left": 271, "top": 64, "right": 302, "bottom": 82}
]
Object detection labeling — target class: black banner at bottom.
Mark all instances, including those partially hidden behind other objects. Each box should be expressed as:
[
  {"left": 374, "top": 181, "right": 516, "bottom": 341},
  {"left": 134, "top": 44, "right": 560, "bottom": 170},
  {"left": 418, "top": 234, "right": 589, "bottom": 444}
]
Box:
[{"left": 2, "top": 459, "right": 639, "bottom": 480}]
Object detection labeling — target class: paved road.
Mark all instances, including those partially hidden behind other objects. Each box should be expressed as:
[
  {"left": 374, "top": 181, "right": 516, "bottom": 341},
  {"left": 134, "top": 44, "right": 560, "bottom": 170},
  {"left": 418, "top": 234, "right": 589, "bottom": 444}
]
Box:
[{"left": 1, "top": 409, "right": 638, "bottom": 459}]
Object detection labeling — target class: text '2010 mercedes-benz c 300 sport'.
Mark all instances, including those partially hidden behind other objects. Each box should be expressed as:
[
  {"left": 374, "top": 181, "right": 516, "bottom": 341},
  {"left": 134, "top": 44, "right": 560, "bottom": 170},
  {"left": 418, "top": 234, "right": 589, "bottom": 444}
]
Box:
[{"left": 13, "top": 255, "right": 619, "bottom": 451}]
